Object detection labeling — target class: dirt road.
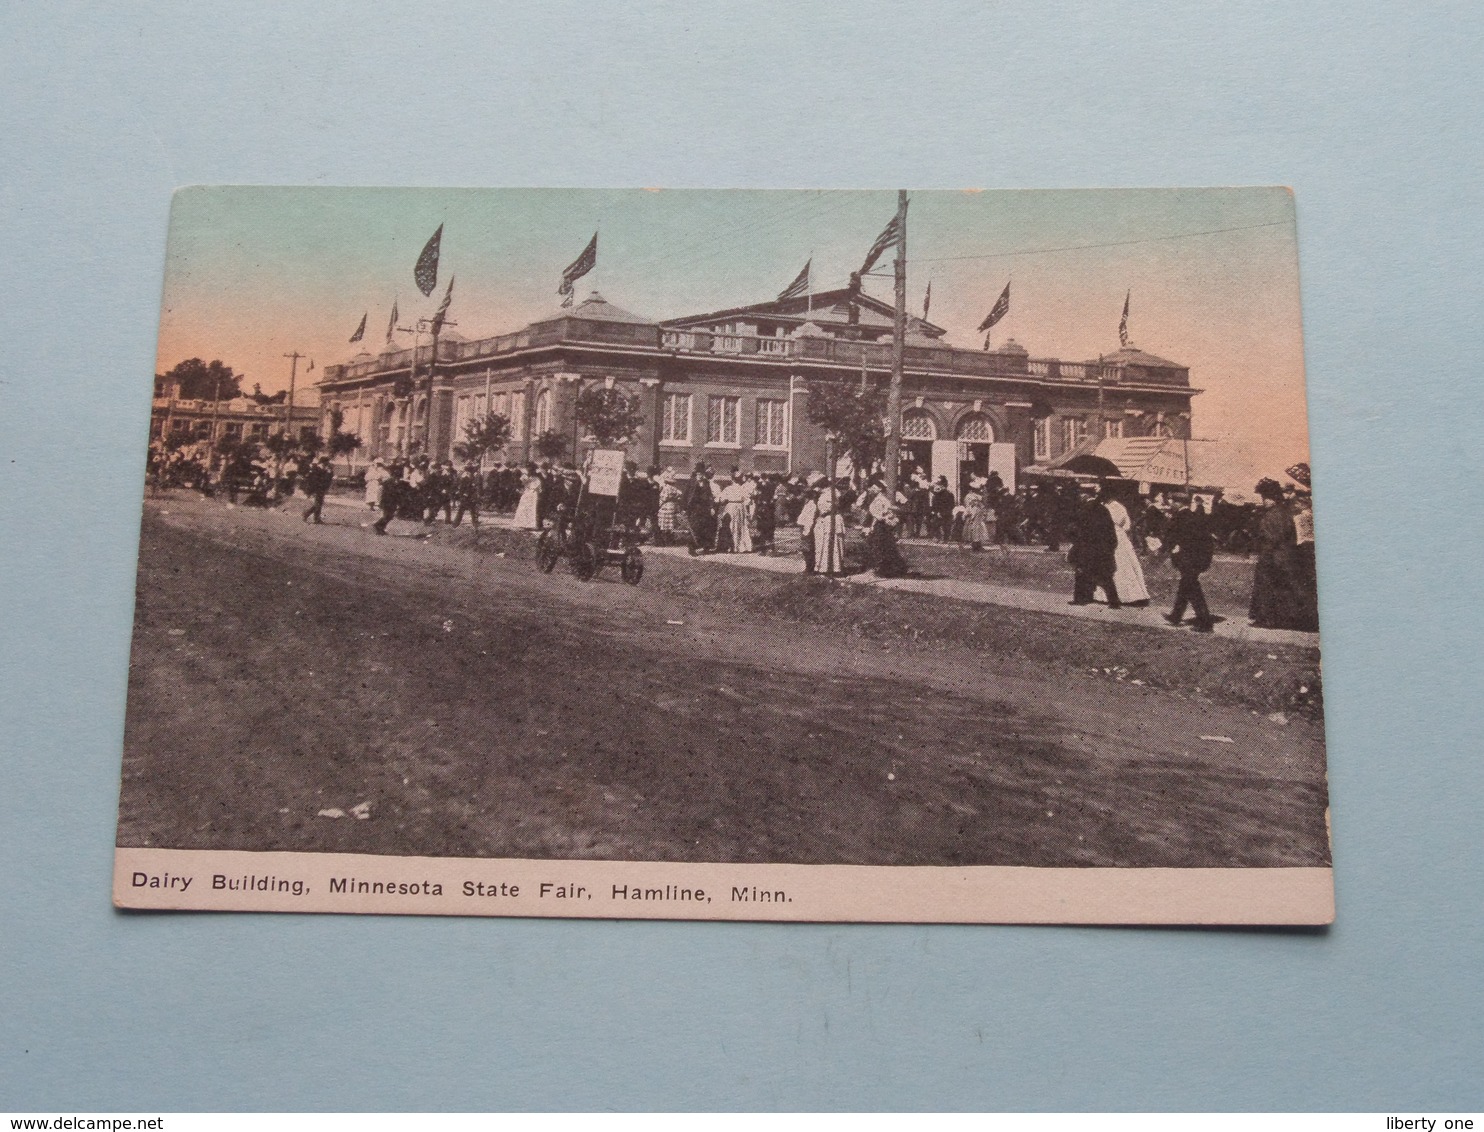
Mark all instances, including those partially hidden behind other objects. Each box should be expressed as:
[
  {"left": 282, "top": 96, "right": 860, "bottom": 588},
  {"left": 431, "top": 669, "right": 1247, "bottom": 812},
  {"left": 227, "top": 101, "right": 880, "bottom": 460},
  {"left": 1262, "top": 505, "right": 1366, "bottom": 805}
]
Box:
[{"left": 117, "top": 498, "right": 1330, "bottom": 868}]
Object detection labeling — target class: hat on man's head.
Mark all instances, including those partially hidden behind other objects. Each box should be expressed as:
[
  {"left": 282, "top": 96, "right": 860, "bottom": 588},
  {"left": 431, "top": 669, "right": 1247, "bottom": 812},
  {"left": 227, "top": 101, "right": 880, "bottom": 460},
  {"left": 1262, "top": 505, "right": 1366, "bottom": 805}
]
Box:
[{"left": 1254, "top": 477, "right": 1286, "bottom": 501}]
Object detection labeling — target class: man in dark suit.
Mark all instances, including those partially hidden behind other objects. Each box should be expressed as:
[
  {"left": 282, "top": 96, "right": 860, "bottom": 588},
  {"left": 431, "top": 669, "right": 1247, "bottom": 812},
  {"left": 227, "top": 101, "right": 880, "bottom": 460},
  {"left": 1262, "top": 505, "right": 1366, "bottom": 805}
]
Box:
[
  {"left": 300, "top": 456, "right": 334, "bottom": 524},
  {"left": 1163, "top": 497, "right": 1217, "bottom": 631},
  {"left": 1068, "top": 483, "right": 1121, "bottom": 608}
]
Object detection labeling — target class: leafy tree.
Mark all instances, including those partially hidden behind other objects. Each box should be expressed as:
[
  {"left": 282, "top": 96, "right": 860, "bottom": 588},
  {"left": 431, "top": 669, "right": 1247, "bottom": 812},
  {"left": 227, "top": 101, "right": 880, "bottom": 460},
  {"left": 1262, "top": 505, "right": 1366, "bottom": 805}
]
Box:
[
  {"left": 159, "top": 358, "right": 242, "bottom": 401},
  {"left": 805, "top": 376, "right": 888, "bottom": 475},
  {"left": 261, "top": 432, "right": 298, "bottom": 460},
  {"left": 576, "top": 386, "right": 645, "bottom": 448},
  {"left": 533, "top": 428, "right": 568, "bottom": 462},
  {"left": 326, "top": 410, "right": 363, "bottom": 470},
  {"left": 453, "top": 412, "right": 512, "bottom": 464}
]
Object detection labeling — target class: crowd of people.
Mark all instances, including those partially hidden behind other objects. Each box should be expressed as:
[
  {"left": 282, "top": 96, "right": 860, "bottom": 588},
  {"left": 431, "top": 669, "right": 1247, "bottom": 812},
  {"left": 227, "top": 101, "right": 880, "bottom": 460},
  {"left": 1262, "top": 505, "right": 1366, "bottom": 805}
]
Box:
[{"left": 153, "top": 438, "right": 1321, "bottom": 635}]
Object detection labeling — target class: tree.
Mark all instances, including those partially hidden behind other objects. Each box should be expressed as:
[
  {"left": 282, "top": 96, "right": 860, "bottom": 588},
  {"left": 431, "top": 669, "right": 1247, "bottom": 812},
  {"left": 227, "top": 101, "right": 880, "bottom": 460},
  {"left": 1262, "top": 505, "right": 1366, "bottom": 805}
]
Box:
[
  {"left": 453, "top": 412, "right": 512, "bottom": 465},
  {"left": 533, "top": 429, "right": 568, "bottom": 462},
  {"left": 325, "top": 408, "right": 363, "bottom": 472},
  {"left": 158, "top": 358, "right": 242, "bottom": 401},
  {"left": 261, "top": 432, "right": 298, "bottom": 461},
  {"left": 576, "top": 386, "right": 645, "bottom": 448},
  {"left": 805, "top": 375, "right": 888, "bottom": 476}
]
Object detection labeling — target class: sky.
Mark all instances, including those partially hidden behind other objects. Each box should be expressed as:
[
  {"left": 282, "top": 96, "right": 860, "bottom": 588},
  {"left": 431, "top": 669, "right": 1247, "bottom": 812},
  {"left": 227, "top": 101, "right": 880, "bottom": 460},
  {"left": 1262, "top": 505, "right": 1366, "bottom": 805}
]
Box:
[{"left": 155, "top": 186, "right": 1310, "bottom": 471}]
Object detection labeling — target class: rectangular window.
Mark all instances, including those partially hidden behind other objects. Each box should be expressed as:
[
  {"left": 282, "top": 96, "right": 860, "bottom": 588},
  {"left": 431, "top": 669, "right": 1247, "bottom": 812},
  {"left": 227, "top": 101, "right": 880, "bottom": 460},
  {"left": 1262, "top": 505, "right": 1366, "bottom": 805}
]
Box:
[
  {"left": 707, "top": 395, "right": 740, "bottom": 446},
  {"left": 1033, "top": 418, "right": 1051, "bottom": 461},
  {"left": 661, "top": 392, "right": 691, "bottom": 444},
  {"left": 1102, "top": 418, "right": 1123, "bottom": 439},
  {"left": 1061, "top": 417, "right": 1088, "bottom": 452},
  {"left": 754, "top": 398, "right": 787, "bottom": 448}
]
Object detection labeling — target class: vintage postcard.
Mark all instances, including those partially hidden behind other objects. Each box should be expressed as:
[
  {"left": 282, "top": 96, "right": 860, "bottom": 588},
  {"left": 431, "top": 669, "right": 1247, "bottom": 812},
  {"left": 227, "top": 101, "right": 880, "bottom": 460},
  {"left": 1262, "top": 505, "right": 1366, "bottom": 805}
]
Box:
[{"left": 114, "top": 187, "right": 1332, "bottom": 923}]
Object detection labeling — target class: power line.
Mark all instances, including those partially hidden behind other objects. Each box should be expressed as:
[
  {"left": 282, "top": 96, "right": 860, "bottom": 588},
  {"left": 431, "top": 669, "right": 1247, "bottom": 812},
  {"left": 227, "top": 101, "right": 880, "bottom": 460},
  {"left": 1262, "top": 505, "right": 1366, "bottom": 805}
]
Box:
[{"left": 913, "top": 220, "right": 1289, "bottom": 264}]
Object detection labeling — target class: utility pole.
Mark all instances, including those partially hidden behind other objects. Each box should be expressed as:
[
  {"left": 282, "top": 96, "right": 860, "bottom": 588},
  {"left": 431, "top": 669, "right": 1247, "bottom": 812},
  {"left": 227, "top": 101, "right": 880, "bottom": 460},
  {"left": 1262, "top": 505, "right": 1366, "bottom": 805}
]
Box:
[{"left": 884, "top": 189, "right": 908, "bottom": 499}]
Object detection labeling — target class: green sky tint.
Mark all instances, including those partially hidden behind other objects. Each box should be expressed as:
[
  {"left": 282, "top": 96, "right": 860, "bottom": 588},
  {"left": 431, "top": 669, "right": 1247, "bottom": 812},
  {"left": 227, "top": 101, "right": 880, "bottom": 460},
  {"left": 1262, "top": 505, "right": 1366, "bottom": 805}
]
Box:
[{"left": 157, "top": 186, "right": 1309, "bottom": 469}]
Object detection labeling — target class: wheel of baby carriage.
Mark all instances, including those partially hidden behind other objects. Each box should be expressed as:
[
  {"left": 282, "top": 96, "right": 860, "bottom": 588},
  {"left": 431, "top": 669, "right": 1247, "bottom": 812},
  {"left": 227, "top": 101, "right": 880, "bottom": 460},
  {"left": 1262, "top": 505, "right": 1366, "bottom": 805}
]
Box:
[
  {"left": 535, "top": 531, "right": 560, "bottom": 574},
  {"left": 620, "top": 545, "right": 644, "bottom": 586},
  {"left": 569, "top": 541, "right": 598, "bottom": 581}
]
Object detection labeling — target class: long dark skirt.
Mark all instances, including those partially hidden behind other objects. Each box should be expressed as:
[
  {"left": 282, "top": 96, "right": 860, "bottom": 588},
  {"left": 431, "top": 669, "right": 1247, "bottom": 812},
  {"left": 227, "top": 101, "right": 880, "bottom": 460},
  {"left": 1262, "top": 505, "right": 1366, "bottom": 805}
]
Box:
[
  {"left": 867, "top": 523, "right": 908, "bottom": 578},
  {"left": 1250, "top": 547, "right": 1318, "bottom": 631},
  {"left": 687, "top": 507, "right": 716, "bottom": 553}
]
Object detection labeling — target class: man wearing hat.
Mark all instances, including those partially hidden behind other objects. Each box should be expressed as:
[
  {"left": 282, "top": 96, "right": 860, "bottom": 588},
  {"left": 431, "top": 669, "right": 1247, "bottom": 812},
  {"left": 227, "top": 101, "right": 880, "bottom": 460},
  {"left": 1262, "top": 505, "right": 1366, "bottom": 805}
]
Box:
[
  {"left": 300, "top": 455, "right": 334, "bottom": 525},
  {"left": 1068, "top": 482, "right": 1121, "bottom": 608},
  {"left": 684, "top": 463, "right": 716, "bottom": 556},
  {"left": 451, "top": 462, "right": 484, "bottom": 530},
  {"left": 1162, "top": 495, "right": 1217, "bottom": 631},
  {"left": 929, "top": 476, "right": 956, "bottom": 542},
  {"left": 371, "top": 461, "right": 405, "bottom": 535}
]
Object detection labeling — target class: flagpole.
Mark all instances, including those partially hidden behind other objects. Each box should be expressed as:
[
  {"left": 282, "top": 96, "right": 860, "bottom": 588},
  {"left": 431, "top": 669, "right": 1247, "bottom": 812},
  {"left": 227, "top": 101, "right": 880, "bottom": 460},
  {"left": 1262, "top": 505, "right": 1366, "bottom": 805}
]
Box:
[
  {"left": 884, "top": 190, "right": 907, "bottom": 499},
  {"left": 278, "top": 351, "right": 302, "bottom": 480}
]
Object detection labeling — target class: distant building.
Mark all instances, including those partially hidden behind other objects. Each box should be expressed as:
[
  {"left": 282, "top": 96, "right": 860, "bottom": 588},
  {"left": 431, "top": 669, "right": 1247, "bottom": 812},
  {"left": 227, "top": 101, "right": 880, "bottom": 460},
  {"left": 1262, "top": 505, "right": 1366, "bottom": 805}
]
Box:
[
  {"left": 151, "top": 377, "right": 320, "bottom": 450},
  {"left": 315, "top": 286, "right": 1197, "bottom": 493}
]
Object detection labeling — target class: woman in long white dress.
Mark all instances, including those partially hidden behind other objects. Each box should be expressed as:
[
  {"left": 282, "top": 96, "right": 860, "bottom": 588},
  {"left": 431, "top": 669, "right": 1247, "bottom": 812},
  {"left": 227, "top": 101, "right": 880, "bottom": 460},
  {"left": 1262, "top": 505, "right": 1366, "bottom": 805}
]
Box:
[
  {"left": 813, "top": 487, "right": 847, "bottom": 574},
  {"left": 513, "top": 466, "right": 543, "bottom": 529},
  {"left": 1105, "top": 494, "right": 1151, "bottom": 605},
  {"left": 718, "top": 477, "right": 753, "bottom": 553},
  {"left": 364, "top": 459, "right": 389, "bottom": 509}
]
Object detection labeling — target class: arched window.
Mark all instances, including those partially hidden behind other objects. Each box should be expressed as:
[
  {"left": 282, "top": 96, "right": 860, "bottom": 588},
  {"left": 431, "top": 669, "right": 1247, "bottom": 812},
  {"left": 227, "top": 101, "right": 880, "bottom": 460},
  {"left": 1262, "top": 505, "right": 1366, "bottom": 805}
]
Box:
[
  {"left": 955, "top": 413, "right": 994, "bottom": 442},
  {"left": 535, "top": 389, "right": 552, "bottom": 435},
  {"left": 901, "top": 410, "right": 937, "bottom": 440}
]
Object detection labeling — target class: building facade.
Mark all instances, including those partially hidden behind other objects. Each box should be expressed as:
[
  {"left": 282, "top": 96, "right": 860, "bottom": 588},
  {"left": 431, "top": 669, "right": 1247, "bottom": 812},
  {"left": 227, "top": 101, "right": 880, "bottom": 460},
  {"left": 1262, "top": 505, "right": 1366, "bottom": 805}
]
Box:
[
  {"left": 315, "top": 287, "right": 1198, "bottom": 493},
  {"left": 150, "top": 387, "right": 320, "bottom": 449}
]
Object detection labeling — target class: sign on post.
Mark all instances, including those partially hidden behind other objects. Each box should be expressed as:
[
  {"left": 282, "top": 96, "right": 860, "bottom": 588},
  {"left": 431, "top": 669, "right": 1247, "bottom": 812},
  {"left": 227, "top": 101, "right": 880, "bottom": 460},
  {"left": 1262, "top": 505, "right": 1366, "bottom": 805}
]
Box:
[{"left": 586, "top": 448, "right": 626, "bottom": 497}]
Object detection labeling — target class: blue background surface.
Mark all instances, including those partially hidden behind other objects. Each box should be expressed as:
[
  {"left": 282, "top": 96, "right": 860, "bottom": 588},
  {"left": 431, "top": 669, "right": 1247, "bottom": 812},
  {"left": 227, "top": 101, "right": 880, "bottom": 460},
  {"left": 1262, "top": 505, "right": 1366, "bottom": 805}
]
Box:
[{"left": 1, "top": 1, "right": 1480, "bottom": 1111}]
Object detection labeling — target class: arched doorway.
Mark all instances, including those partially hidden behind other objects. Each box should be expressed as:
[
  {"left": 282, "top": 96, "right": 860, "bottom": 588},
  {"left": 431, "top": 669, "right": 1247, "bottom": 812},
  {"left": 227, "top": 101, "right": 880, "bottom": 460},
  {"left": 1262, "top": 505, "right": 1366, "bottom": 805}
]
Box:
[
  {"left": 954, "top": 413, "right": 995, "bottom": 492},
  {"left": 900, "top": 409, "right": 937, "bottom": 480}
]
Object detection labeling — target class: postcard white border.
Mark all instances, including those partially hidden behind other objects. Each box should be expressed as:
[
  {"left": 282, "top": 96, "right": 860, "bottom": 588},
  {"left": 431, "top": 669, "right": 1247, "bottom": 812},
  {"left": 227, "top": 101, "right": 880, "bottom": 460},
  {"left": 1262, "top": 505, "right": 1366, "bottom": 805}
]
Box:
[{"left": 115, "top": 848, "right": 1334, "bottom": 925}]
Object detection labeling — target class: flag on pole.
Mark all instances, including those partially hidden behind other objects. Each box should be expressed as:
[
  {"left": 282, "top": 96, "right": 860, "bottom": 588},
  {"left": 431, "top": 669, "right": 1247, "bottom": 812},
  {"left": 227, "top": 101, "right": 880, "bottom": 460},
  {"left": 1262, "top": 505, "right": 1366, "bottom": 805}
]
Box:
[
  {"left": 858, "top": 210, "right": 904, "bottom": 276},
  {"left": 414, "top": 225, "right": 443, "bottom": 296},
  {"left": 307, "top": 358, "right": 315, "bottom": 372},
  {"left": 978, "top": 282, "right": 1010, "bottom": 332},
  {"left": 348, "top": 313, "right": 366, "bottom": 343},
  {"left": 431, "top": 276, "right": 454, "bottom": 336},
  {"left": 922, "top": 280, "right": 932, "bottom": 322},
  {"left": 1118, "top": 289, "right": 1130, "bottom": 348},
  {"left": 386, "top": 300, "right": 399, "bottom": 345},
  {"left": 777, "top": 259, "right": 811, "bottom": 301},
  {"left": 558, "top": 232, "right": 598, "bottom": 307},
  {"left": 979, "top": 281, "right": 1011, "bottom": 350}
]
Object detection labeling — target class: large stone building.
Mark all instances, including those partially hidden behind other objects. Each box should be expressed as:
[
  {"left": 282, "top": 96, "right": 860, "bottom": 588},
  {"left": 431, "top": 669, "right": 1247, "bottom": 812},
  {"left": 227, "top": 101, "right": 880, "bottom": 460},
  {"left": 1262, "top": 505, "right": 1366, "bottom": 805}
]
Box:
[{"left": 315, "top": 286, "right": 1198, "bottom": 493}]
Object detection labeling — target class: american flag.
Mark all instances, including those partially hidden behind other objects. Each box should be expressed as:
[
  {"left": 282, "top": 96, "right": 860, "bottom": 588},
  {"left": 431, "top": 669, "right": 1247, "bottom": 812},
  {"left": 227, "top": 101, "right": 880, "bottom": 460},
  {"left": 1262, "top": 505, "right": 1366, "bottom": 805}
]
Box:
[
  {"left": 1119, "top": 290, "right": 1130, "bottom": 348},
  {"left": 386, "top": 300, "right": 399, "bottom": 345},
  {"left": 431, "top": 276, "right": 454, "bottom": 336},
  {"left": 858, "top": 210, "right": 904, "bottom": 276},
  {"left": 777, "top": 259, "right": 811, "bottom": 301},
  {"left": 414, "top": 225, "right": 443, "bottom": 297},
  {"left": 348, "top": 312, "right": 366, "bottom": 343},
  {"left": 978, "top": 281, "right": 1010, "bottom": 331},
  {"left": 558, "top": 232, "right": 598, "bottom": 306}
]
